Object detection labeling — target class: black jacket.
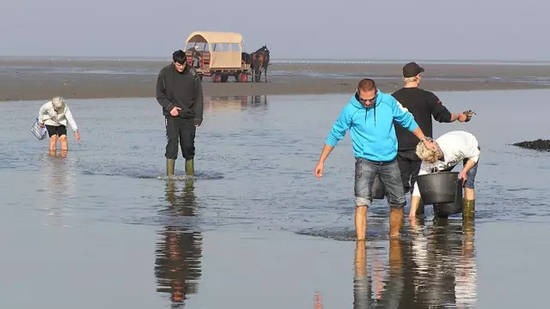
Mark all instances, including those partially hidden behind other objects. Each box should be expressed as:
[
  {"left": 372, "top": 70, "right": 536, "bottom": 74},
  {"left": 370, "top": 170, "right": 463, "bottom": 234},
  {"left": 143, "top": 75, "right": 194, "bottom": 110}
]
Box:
[
  {"left": 156, "top": 63, "right": 204, "bottom": 125},
  {"left": 392, "top": 87, "right": 453, "bottom": 151}
]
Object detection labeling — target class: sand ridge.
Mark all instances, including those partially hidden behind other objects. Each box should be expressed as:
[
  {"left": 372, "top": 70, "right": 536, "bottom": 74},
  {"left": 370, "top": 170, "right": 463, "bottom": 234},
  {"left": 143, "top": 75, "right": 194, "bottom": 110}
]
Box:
[{"left": 1, "top": 60, "right": 549, "bottom": 101}]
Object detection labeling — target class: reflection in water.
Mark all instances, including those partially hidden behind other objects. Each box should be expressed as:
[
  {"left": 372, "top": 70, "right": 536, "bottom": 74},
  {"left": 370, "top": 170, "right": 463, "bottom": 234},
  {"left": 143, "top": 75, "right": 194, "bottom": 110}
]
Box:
[
  {"left": 353, "top": 241, "right": 370, "bottom": 308},
  {"left": 244, "top": 95, "right": 268, "bottom": 107},
  {"left": 155, "top": 179, "right": 202, "bottom": 308},
  {"left": 40, "top": 150, "right": 75, "bottom": 227},
  {"left": 314, "top": 291, "right": 323, "bottom": 309},
  {"left": 205, "top": 95, "right": 268, "bottom": 112},
  {"left": 456, "top": 218, "right": 477, "bottom": 308},
  {"left": 353, "top": 218, "right": 477, "bottom": 308}
]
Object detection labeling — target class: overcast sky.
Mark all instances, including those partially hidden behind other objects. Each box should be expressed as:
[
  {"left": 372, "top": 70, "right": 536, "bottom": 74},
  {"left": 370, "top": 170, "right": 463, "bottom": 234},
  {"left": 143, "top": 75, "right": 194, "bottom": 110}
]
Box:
[{"left": 1, "top": 0, "right": 548, "bottom": 60}]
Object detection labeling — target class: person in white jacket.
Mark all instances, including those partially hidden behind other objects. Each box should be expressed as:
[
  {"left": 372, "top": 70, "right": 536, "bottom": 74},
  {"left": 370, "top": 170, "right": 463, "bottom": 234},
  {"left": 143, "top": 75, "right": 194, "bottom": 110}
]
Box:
[
  {"left": 38, "top": 96, "right": 80, "bottom": 153},
  {"left": 409, "top": 130, "right": 480, "bottom": 220}
]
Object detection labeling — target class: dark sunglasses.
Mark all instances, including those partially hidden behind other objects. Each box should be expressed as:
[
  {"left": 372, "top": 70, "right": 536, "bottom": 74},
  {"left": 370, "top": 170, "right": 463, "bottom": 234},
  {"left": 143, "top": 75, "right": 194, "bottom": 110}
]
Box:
[{"left": 359, "top": 91, "right": 377, "bottom": 103}]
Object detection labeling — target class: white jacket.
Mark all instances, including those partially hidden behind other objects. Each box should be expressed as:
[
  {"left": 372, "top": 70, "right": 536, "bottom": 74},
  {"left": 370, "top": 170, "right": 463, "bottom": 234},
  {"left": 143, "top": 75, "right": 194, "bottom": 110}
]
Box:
[{"left": 38, "top": 101, "right": 78, "bottom": 131}]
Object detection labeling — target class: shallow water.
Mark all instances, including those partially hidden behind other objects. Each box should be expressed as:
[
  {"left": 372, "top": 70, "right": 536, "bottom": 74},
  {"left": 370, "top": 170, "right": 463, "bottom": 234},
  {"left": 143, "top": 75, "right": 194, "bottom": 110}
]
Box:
[{"left": 1, "top": 90, "right": 549, "bottom": 308}]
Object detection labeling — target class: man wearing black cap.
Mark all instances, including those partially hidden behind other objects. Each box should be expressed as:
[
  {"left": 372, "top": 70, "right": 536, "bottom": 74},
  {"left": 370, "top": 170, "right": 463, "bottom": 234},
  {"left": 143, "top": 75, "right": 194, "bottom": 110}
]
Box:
[
  {"left": 156, "top": 50, "right": 204, "bottom": 177},
  {"left": 392, "top": 62, "right": 470, "bottom": 214}
]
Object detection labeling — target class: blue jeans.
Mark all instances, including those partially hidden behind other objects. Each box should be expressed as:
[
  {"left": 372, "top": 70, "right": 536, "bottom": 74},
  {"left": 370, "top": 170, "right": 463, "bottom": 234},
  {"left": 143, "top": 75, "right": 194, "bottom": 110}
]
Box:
[{"left": 354, "top": 158, "right": 406, "bottom": 208}]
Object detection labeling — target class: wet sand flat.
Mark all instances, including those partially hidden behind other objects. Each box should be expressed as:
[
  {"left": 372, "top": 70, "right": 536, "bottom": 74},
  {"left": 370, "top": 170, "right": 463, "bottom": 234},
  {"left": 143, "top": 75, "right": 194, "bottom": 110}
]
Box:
[{"left": 1, "top": 60, "right": 550, "bottom": 101}]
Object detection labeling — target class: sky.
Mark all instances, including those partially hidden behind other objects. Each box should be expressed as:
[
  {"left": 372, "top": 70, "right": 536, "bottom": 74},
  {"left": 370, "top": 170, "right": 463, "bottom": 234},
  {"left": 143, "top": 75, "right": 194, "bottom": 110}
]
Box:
[{"left": 1, "top": 0, "right": 548, "bottom": 60}]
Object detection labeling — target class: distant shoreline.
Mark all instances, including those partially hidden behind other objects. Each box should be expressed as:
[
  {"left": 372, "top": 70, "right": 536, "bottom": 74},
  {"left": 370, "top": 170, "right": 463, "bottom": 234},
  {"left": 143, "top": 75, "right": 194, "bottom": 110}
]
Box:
[
  {"left": 1, "top": 60, "right": 550, "bottom": 101},
  {"left": 2, "top": 55, "right": 550, "bottom": 65}
]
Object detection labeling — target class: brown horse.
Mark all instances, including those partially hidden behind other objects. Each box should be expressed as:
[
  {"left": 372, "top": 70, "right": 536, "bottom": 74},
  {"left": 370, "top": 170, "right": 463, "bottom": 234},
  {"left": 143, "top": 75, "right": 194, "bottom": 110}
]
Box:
[{"left": 250, "top": 45, "right": 270, "bottom": 82}]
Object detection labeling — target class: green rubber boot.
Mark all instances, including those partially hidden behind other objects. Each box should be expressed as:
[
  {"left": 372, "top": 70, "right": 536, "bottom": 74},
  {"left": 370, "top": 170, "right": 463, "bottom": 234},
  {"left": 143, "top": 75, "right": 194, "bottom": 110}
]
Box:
[
  {"left": 185, "top": 159, "right": 194, "bottom": 177},
  {"left": 463, "top": 199, "right": 475, "bottom": 219},
  {"left": 166, "top": 159, "right": 175, "bottom": 177}
]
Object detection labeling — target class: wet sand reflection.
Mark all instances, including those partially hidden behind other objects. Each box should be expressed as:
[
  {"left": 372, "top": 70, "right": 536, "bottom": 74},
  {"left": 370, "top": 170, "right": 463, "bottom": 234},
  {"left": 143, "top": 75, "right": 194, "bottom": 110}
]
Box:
[
  {"left": 41, "top": 150, "right": 74, "bottom": 227},
  {"left": 154, "top": 179, "right": 203, "bottom": 308},
  {"left": 353, "top": 218, "right": 477, "bottom": 308},
  {"left": 205, "top": 95, "right": 268, "bottom": 113}
]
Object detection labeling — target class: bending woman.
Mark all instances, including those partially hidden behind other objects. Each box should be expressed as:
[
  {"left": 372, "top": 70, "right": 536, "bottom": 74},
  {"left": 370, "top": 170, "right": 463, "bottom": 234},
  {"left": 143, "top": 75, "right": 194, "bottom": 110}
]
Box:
[{"left": 38, "top": 96, "right": 80, "bottom": 152}]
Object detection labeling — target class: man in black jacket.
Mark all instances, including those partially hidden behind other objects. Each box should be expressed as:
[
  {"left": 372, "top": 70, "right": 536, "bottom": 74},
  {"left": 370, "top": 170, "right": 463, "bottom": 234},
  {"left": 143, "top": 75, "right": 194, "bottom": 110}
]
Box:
[
  {"left": 156, "top": 50, "right": 204, "bottom": 177},
  {"left": 392, "top": 62, "right": 470, "bottom": 203}
]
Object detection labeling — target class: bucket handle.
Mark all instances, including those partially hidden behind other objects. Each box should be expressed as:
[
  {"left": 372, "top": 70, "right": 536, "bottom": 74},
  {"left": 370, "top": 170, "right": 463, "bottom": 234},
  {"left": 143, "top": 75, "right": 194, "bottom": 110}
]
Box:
[{"left": 430, "top": 168, "right": 461, "bottom": 179}]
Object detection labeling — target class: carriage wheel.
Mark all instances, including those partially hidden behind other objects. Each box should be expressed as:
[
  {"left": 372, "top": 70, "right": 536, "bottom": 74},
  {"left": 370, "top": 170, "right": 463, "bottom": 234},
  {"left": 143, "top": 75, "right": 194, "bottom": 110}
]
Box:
[
  {"left": 212, "top": 74, "right": 221, "bottom": 83},
  {"left": 239, "top": 72, "right": 248, "bottom": 82}
]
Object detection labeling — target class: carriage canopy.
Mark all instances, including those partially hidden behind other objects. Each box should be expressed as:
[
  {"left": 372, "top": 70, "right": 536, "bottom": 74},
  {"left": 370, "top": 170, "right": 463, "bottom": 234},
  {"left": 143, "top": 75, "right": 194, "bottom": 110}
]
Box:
[
  {"left": 185, "top": 31, "right": 243, "bottom": 44},
  {"left": 184, "top": 31, "right": 244, "bottom": 69}
]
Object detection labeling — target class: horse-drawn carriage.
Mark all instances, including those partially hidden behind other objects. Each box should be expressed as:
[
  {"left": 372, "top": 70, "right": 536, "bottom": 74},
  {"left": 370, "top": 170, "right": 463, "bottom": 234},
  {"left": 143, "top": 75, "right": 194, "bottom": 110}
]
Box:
[
  {"left": 184, "top": 31, "right": 249, "bottom": 82},
  {"left": 184, "top": 31, "right": 269, "bottom": 83}
]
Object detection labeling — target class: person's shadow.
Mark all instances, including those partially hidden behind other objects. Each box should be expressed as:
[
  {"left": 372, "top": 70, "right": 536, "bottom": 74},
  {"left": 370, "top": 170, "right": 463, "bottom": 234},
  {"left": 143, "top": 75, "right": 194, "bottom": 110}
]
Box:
[
  {"left": 352, "top": 216, "right": 477, "bottom": 308},
  {"left": 154, "top": 179, "right": 203, "bottom": 308}
]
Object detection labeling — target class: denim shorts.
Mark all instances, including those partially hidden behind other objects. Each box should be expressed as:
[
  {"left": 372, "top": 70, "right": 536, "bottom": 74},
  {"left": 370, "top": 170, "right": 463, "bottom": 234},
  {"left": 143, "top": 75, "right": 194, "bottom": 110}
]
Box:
[
  {"left": 354, "top": 157, "right": 406, "bottom": 209},
  {"left": 443, "top": 158, "right": 479, "bottom": 189}
]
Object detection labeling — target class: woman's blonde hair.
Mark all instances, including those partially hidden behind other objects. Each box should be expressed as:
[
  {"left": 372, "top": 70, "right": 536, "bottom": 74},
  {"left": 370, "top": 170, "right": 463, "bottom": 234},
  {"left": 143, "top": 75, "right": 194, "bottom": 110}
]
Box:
[
  {"left": 52, "top": 96, "right": 66, "bottom": 112},
  {"left": 415, "top": 137, "right": 442, "bottom": 162}
]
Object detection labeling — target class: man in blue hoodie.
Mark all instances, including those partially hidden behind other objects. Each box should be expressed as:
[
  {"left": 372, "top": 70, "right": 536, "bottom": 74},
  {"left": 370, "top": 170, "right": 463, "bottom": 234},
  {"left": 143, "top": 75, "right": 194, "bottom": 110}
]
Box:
[{"left": 314, "top": 78, "right": 437, "bottom": 240}]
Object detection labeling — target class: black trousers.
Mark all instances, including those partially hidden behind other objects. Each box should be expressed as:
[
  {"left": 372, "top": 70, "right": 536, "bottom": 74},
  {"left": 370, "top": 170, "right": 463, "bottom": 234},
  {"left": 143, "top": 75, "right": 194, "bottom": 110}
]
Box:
[
  {"left": 165, "top": 117, "right": 196, "bottom": 160},
  {"left": 397, "top": 149, "right": 422, "bottom": 194}
]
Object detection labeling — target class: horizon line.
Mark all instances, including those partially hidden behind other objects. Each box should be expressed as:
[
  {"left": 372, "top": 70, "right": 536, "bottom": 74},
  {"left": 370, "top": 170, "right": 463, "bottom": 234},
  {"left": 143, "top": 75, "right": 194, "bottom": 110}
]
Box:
[
  {"left": 1, "top": 55, "right": 550, "bottom": 65},
  {"left": 0, "top": 55, "right": 550, "bottom": 61}
]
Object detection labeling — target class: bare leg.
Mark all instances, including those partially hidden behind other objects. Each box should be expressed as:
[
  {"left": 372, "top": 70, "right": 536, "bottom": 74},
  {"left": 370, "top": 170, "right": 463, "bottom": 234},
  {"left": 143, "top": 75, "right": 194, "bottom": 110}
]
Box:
[
  {"left": 409, "top": 195, "right": 422, "bottom": 219},
  {"left": 389, "top": 208, "right": 404, "bottom": 238},
  {"left": 410, "top": 214, "right": 425, "bottom": 231},
  {"left": 464, "top": 188, "right": 475, "bottom": 200},
  {"left": 59, "top": 134, "right": 68, "bottom": 151},
  {"left": 355, "top": 206, "right": 367, "bottom": 240},
  {"left": 49, "top": 135, "right": 58, "bottom": 152}
]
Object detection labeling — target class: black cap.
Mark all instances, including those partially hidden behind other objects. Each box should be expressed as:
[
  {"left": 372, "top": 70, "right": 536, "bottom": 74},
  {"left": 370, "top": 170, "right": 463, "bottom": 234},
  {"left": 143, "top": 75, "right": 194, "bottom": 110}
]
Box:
[{"left": 403, "top": 62, "right": 424, "bottom": 78}]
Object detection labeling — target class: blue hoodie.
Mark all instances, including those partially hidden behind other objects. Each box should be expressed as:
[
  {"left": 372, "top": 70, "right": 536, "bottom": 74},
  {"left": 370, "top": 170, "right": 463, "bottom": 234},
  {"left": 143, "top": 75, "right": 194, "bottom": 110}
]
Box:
[{"left": 325, "top": 90, "right": 419, "bottom": 162}]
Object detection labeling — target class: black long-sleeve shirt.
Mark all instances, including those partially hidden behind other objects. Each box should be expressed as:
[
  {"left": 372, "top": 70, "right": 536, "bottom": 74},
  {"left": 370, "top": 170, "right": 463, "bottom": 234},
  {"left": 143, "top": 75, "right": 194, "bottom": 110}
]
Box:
[
  {"left": 156, "top": 63, "right": 204, "bottom": 125},
  {"left": 392, "top": 87, "right": 453, "bottom": 151}
]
